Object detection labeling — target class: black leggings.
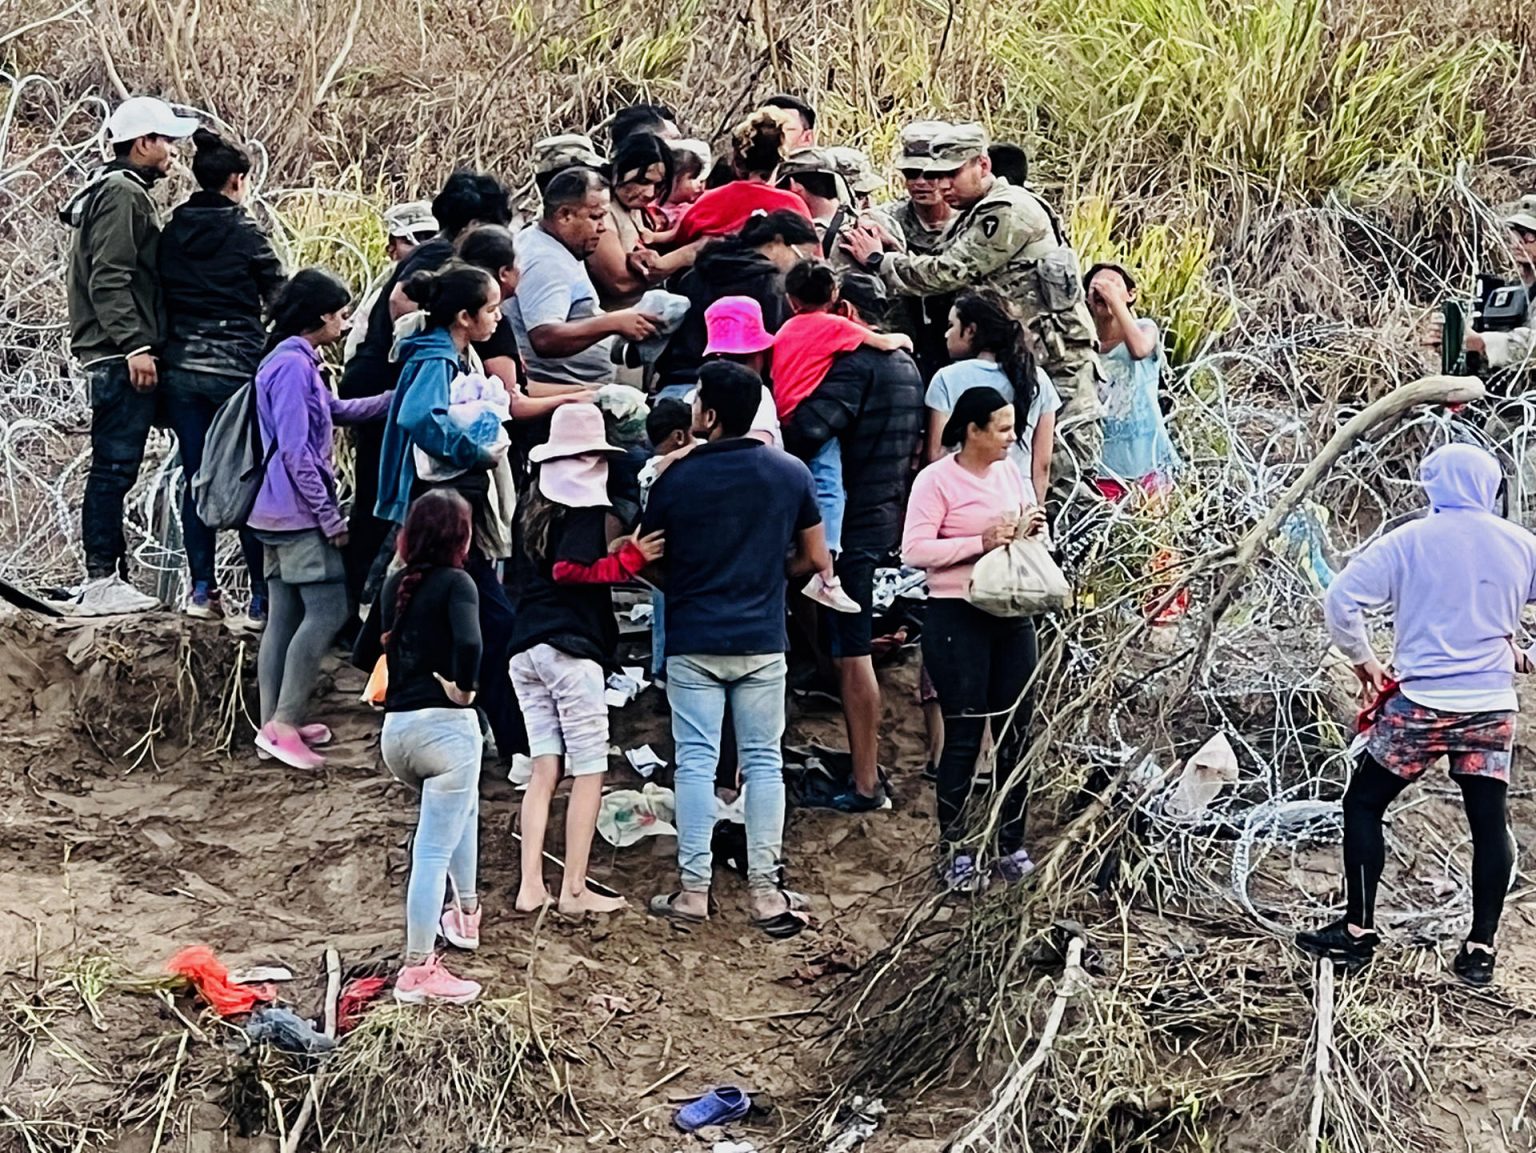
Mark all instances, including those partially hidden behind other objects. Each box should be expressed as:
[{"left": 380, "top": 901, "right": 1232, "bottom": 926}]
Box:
[
  {"left": 920, "top": 599, "right": 1038, "bottom": 853},
  {"left": 1343, "top": 755, "right": 1512, "bottom": 945}
]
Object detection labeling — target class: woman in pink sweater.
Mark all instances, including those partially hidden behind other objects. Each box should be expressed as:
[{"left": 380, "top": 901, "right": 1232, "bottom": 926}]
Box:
[{"left": 902, "top": 386, "right": 1046, "bottom": 892}]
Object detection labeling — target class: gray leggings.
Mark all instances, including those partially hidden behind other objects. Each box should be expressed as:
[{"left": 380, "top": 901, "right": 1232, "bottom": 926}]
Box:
[{"left": 258, "top": 579, "right": 350, "bottom": 725}]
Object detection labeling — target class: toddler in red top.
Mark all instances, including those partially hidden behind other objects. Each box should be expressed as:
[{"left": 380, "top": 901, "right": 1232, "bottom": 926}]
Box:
[{"left": 776, "top": 259, "right": 912, "bottom": 612}]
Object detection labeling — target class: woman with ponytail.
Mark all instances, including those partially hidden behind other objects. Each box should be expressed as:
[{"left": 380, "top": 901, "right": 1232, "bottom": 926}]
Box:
[
  {"left": 925, "top": 289, "right": 1060, "bottom": 505},
  {"left": 379, "top": 489, "right": 486, "bottom": 1005},
  {"left": 248, "top": 269, "right": 393, "bottom": 768},
  {"left": 372, "top": 261, "right": 530, "bottom": 771}
]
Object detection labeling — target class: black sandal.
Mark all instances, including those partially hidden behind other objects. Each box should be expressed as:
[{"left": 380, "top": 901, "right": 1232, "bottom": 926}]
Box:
[{"left": 751, "top": 885, "right": 810, "bottom": 939}]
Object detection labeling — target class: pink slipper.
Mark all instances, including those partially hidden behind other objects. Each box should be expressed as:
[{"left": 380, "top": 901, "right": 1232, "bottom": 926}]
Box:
[
  {"left": 256, "top": 724, "right": 325, "bottom": 769},
  {"left": 297, "top": 723, "right": 334, "bottom": 747}
]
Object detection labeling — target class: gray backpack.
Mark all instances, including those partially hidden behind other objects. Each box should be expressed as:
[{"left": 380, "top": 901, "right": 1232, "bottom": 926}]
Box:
[{"left": 191, "top": 377, "right": 273, "bottom": 530}]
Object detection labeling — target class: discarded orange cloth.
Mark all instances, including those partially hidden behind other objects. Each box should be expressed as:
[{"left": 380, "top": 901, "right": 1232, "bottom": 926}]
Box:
[{"left": 166, "top": 945, "right": 260, "bottom": 1016}]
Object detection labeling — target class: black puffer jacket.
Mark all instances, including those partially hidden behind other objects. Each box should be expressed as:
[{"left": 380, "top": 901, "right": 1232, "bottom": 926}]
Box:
[
  {"left": 159, "top": 191, "right": 286, "bottom": 379},
  {"left": 654, "top": 243, "right": 788, "bottom": 394},
  {"left": 782, "top": 346, "right": 924, "bottom": 554}
]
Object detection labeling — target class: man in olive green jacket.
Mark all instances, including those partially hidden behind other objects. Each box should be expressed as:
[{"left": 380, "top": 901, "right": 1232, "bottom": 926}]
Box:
[{"left": 62, "top": 96, "right": 197, "bottom": 615}]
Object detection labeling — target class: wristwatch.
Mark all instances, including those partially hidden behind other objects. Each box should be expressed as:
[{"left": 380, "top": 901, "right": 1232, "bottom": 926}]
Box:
[{"left": 865, "top": 249, "right": 885, "bottom": 272}]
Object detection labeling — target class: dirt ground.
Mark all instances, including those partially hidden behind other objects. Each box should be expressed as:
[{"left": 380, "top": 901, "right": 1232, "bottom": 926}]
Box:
[
  {"left": 0, "top": 608, "right": 959, "bottom": 1152},
  {"left": 8, "top": 608, "right": 1536, "bottom": 1151}
]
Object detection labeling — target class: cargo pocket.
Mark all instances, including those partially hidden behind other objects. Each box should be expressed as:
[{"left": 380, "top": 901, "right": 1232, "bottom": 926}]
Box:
[{"left": 1034, "top": 248, "right": 1084, "bottom": 313}]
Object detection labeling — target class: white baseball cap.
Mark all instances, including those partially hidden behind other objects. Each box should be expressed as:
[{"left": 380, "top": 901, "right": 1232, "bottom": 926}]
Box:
[{"left": 105, "top": 97, "right": 199, "bottom": 144}]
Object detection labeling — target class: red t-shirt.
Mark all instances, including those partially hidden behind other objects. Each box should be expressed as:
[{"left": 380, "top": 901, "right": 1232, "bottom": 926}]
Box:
[
  {"left": 673, "top": 181, "right": 812, "bottom": 245},
  {"left": 771, "top": 311, "right": 870, "bottom": 419}
]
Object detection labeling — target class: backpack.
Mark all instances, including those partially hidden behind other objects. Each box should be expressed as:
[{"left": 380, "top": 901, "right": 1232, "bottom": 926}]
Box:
[{"left": 191, "top": 378, "right": 273, "bottom": 530}]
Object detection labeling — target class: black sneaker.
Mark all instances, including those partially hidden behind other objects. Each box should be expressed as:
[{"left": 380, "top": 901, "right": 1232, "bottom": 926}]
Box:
[
  {"left": 921, "top": 760, "right": 938, "bottom": 782},
  {"left": 828, "top": 787, "right": 891, "bottom": 814},
  {"left": 1453, "top": 943, "right": 1495, "bottom": 987},
  {"left": 1295, "top": 918, "right": 1379, "bottom": 968}
]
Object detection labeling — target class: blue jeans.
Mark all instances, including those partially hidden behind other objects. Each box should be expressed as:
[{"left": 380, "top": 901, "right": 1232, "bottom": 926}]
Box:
[
  {"left": 380, "top": 707, "right": 483, "bottom": 958},
  {"left": 162, "top": 368, "right": 265, "bottom": 595},
  {"left": 82, "top": 360, "right": 159, "bottom": 578},
  {"left": 667, "top": 653, "right": 788, "bottom": 894},
  {"left": 650, "top": 590, "right": 666, "bottom": 678},
  {"left": 808, "top": 438, "right": 845, "bottom": 555}
]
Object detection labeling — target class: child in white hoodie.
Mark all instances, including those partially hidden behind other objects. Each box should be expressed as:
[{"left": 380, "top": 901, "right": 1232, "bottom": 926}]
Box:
[{"left": 1299, "top": 444, "right": 1536, "bottom": 985}]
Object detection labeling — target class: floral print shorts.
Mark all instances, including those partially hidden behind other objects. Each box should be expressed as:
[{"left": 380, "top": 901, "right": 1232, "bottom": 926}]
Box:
[{"left": 1365, "top": 692, "right": 1516, "bottom": 784}]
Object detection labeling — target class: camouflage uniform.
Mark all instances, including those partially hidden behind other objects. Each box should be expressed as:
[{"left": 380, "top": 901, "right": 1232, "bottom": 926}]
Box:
[
  {"left": 530, "top": 134, "right": 606, "bottom": 177},
  {"left": 780, "top": 147, "right": 905, "bottom": 273},
  {"left": 878, "top": 122, "right": 958, "bottom": 380},
  {"left": 870, "top": 123, "right": 1105, "bottom": 506},
  {"left": 1482, "top": 196, "right": 1536, "bottom": 370}
]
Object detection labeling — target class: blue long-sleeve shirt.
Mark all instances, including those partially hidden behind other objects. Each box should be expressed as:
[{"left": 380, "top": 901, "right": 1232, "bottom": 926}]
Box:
[{"left": 375, "top": 326, "right": 491, "bottom": 524}]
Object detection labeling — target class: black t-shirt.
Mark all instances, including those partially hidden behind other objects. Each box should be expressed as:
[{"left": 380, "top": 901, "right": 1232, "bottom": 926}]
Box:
[
  {"left": 473, "top": 312, "right": 521, "bottom": 365},
  {"left": 381, "top": 565, "right": 482, "bottom": 712},
  {"left": 508, "top": 506, "right": 620, "bottom": 667},
  {"left": 339, "top": 238, "right": 455, "bottom": 400}
]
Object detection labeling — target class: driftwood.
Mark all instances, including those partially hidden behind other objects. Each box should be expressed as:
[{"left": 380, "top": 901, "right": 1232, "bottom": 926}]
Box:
[
  {"left": 281, "top": 947, "right": 342, "bottom": 1153},
  {"left": 948, "top": 936, "right": 1089, "bottom": 1153}
]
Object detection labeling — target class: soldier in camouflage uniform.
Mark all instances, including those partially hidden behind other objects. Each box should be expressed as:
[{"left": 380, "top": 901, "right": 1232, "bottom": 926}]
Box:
[
  {"left": 845, "top": 123, "right": 1104, "bottom": 507},
  {"left": 777, "top": 147, "right": 904, "bottom": 274},
  {"left": 878, "top": 121, "right": 959, "bottom": 381},
  {"left": 824, "top": 146, "right": 884, "bottom": 211},
  {"left": 1462, "top": 195, "right": 1536, "bottom": 372}
]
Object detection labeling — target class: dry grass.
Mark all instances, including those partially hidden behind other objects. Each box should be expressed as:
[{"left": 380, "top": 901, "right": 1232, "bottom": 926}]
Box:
[{"left": 9, "top": 1, "right": 1536, "bottom": 1150}]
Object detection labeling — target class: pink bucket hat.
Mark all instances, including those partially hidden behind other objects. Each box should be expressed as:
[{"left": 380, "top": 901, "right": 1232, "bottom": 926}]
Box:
[
  {"left": 704, "top": 296, "right": 776, "bottom": 356},
  {"left": 529, "top": 403, "right": 622, "bottom": 463},
  {"left": 531, "top": 404, "right": 622, "bottom": 508}
]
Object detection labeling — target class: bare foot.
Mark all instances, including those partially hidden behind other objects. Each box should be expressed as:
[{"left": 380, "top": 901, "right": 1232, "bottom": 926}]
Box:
[
  {"left": 558, "top": 889, "right": 629, "bottom": 916},
  {"left": 515, "top": 886, "right": 553, "bottom": 914}
]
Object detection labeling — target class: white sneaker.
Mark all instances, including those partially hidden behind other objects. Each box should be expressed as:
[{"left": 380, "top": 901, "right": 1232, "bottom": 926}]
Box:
[
  {"left": 67, "top": 575, "right": 160, "bottom": 617},
  {"left": 802, "top": 572, "right": 861, "bottom": 614}
]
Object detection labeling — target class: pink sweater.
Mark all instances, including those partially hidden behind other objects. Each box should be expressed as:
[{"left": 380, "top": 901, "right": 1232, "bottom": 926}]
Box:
[{"left": 902, "top": 454, "right": 1032, "bottom": 599}]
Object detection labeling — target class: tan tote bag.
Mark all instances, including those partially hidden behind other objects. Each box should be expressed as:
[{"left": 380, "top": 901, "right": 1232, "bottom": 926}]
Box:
[{"left": 967, "top": 533, "right": 1071, "bottom": 617}]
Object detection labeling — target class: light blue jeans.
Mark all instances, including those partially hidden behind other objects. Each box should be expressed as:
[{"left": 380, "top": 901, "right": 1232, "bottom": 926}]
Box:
[
  {"left": 808, "top": 438, "right": 845, "bottom": 554},
  {"left": 667, "top": 653, "right": 788, "bottom": 895},
  {"left": 380, "top": 707, "right": 483, "bottom": 958}
]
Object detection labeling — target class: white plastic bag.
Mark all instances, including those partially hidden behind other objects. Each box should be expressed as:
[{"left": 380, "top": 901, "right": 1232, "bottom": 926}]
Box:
[{"left": 967, "top": 533, "right": 1070, "bottom": 617}]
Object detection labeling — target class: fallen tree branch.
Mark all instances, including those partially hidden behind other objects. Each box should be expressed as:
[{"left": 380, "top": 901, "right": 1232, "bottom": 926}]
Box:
[
  {"left": 1307, "top": 959, "right": 1335, "bottom": 1153},
  {"left": 1173, "top": 373, "right": 1484, "bottom": 700},
  {"left": 948, "top": 936, "right": 1089, "bottom": 1153},
  {"left": 281, "top": 947, "right": 341, "bottom": 1153}
]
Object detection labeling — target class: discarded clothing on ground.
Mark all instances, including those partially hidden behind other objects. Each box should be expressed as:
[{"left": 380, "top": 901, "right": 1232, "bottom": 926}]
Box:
[
  {"left": 336, "top": 975, "right": 391, "bottom": 1034},
  {"left": 167, "top": 945, "right": 263, "bottom": 1016},
  {"left": 785, "top": 745, "right": 895, "bottom": 810},
  {"left": 244, "top": 1006, "right": 336, "bottom": 1054},
  {"left": 597, "top": 784, "right": 678, "bottom": 847}
]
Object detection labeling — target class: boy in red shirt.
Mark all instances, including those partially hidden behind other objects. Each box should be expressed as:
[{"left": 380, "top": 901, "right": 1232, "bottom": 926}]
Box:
[{"left": 774, "top": 259, "right": 912, "bottom": 611}]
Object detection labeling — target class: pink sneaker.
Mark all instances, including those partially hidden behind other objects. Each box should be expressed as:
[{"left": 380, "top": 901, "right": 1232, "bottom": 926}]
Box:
[
  {"left": 439, "top": 905, "right": 482, "bottom": 950},
  {"left": 394, "top": 955, "right": 481, "bottom": 1005},
  {"left": 255, "top": 724, "right": 324, "bottom": 770}
]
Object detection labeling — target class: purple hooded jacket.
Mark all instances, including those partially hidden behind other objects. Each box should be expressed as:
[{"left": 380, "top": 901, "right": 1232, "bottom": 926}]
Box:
[
  {"left": 247, "top": 336, "right": 391, "bottom": 537},
  {"left": 1325, "top": 444, "right": 1536, "bottom": 699}
]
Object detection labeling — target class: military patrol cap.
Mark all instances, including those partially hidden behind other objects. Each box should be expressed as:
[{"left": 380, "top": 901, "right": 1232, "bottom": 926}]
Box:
[
  {"left": 1507, "top": 195, "right": 1536, "bottom": 233},
  {"left": 927, "top": 122, "right": 990, "bottom": 172},
  {"left": 382, "top": 200, "right": 436, "bottom": 239},
  {"left": 778, "top": 146, "right": 839, "bottom": 178},
  {"left": 825, "top": 146, "right": 883, "bottom": 195},
  {"left": 895, "top": 120, "right": 951, "bottom": 173},
  {"left": 531, "top": 133, "right": 606, "bottom": 176}
]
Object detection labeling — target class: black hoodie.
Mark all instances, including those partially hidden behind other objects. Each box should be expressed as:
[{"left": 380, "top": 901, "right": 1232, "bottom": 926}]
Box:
[
  {"left": 158, "top": 190, "right": 286, "bottom": 380},
  {"left": 654, "top": 242, "right": 788, "bottom": 394}
]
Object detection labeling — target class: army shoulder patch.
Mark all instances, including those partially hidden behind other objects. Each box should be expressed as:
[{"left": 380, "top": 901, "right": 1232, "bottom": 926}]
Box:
[{"left": 980, "top": 215, "right": 999, "bottom": 239}]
